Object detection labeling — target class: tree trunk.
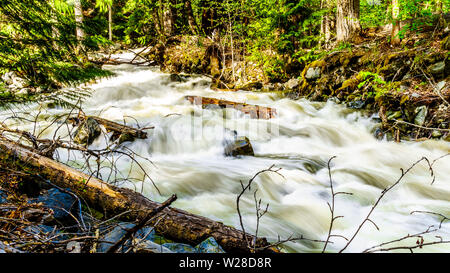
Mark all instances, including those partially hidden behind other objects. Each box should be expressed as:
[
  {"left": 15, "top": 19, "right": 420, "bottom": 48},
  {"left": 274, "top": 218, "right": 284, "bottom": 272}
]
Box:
[
  {"left": 162, "top": 0, "right": 177, "bottom": 37},
  {"left": 108, "top": 4, "right": 113, "bottom": 41},
  {"left": 73, "top": 0, "right": 85, "bottom": 42},
  {"left": 336, "top": 0, "right": 361, "bottom": 42},
  {"left": 0, "top": 138, "right": 274, "bottom": 253},
  {"left": 391, "top": 0, "right": 401, "bottom": 46},
  {"left": 185, "top": 0, "right": 198, "bottom": 34},
  {"left": 321, "top": 0, "right": 332, "bottom": 48}
]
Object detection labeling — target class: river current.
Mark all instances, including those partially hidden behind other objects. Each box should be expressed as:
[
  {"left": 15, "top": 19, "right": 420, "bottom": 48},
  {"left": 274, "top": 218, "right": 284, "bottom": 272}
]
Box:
[{"left": 2, "top": 57, "right": 449, "bottom": 253}]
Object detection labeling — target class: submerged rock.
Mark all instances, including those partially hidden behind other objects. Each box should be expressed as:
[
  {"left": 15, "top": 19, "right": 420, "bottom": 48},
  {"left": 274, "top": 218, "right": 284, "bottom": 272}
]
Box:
[
  {"left": 73, "top": 117, "right": 102, "bottom": 145},
  {"left": 224, "top": 136, "right": 254, "bottom": 157}
]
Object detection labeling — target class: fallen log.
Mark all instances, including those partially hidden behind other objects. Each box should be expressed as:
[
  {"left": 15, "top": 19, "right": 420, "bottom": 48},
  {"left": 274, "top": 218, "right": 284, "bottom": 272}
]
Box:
[
  {"left": 185, "top": 95, "right": 277, "bottom": 119},
  {"left": 0, "top": 138, "right": 273, "bottom": 253},
  {"left": 70, "top": 115, "right": 151, "bottom": 141}
]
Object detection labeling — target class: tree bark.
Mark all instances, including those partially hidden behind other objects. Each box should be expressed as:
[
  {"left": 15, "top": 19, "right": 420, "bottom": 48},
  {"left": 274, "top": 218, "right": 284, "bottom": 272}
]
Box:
[
  {"left": 73, "top": 0, "right": 85, "bottom": 42},
  {"left": 336, "top": 0, "right": 361, "bottom": 42},
  {"left": 391, "top": 0, "right": 401, "bottom": 46},
  {"left": 185, "top": 96, "right": 277, "bottom": 119},
  {"left": 321, "top": 0, "right": 332, "bottom": 48},
  {"left": 185, "top": 0, "right": 198, "bottom": 34},
  {"left": 108, "top": 4, "right": 113, "bottom": 41},
  {"left": 0, "top": 138, "right": 273, "bottom": 253}
]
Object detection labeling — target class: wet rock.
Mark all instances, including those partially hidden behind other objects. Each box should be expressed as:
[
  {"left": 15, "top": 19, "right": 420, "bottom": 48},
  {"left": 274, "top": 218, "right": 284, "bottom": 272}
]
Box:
[
  {"left": 162, "top": 243, "right": 198, "bottom": 253},
  {"left": 32, "top": 188, "right": 77, "bottom": 223},
  {"left": 387, "top": 110, "right": 402, "bottom": 121},
  {"left": 0, "top": 189, "right": 7, "bottom": 204},
  {"left": 97, "top": 222, "right": 135, "bottom": 253},
  {"left": 434, "top": 81, "right": 446, "bottom": 93},
  {"left": 134, "top": 240, "right": 174, "bottom": 253},
  {"left": 373, "top": 127, "right": 384, "bottom": 140},
  {"left": 224, "top": 136, "right": 254, "bottom": 157},
  {"left": 305, "top": 67, "right": 321, "bottom": 80},
  {"left": 195, "top": 237, "right": 225, "bottom": 253},
  {"left": 432, "top": 130, "right": 443, "bottom": 138},
  {"left": 66, "top": 241, "right": 82, "bottom": 253},
  {"left": 414, "top": 106, "right": 428, "bottom": 126},
  {"left": 97, "top": 223, "right": 162, "bottom": 253},
  {"left": 239, "top": 81, "right": 263, "bottom": 91},
  {"left": 261, "top": 83, "right": 275, "bottom": 91},
  {"left": 284, "top": 78, "right": 300, "bottom": 90},
  {"left": 348, "top": 100, "right": 365, "bottom": 109},
  {"left": 428, "top": 61, "right": 445, "bottom": 77},
  {"left": 169, "top": 73, "right": 186, "bottom": 83},
  {"left": 73, "top": 117, "right": 102, "bottom": 145}
]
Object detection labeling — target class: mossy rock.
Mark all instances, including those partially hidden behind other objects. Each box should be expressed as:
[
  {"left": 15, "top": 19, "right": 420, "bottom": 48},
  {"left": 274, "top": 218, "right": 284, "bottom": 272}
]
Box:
[{"left": 73, "top": 117, "right": 102, "bottom": 145}]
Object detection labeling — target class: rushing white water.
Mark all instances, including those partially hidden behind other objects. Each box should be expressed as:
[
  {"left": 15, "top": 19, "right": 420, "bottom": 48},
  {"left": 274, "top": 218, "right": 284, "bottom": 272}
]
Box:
[{"left": 2, "top": 62, "right": 449, "bottom": 253}]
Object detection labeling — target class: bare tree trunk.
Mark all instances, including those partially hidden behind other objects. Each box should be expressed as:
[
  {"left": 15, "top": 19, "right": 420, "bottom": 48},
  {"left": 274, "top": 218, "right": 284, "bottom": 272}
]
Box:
[
  {"left": 185, "top": 0, "right": 198, "bottom": 34},
  {"left": 336, "top": 0, "right": 361, "bottom": 42},
  {"left": 162, "top": 0, "right": 177, "bottom": 37},
  {"left": 391, "top": 0, "right": 401, "bottom": 46},
  {"left": 74, "top": 0, "right": 85, "bottom": 42},
  {"left": 108, "top": 4, "right": 113, "bottom": 41},
  {"left": 321, "top": 0, "right": 332, "bottom": 48}
]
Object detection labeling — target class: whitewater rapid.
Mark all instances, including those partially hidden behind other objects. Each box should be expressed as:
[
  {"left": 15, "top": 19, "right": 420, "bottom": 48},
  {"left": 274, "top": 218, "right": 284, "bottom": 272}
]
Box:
[{"left": 2, "top": 62, "right": 449, "bottom": 253}]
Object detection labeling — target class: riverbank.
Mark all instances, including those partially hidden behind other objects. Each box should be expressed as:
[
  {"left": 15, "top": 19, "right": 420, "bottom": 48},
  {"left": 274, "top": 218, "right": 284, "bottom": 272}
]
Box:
[{"left": 149, "top": 19, "right": 449, "bottom": 142}]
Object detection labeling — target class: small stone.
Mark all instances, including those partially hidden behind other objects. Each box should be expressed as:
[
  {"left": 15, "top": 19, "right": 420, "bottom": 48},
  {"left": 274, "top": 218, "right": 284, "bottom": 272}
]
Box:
[
  {"left": 387, "top": 111, "right": 402, "bottom": 121},
  {"left": 428, "top": 61, "right": 445, "bottom": 76},
  {"left": 305, "top": 67, "right": 321, "bottom": 80},
  {"left": 348, "top": 100, "right": 365, "bottom": 109},
  {"left": 169, "top": 73, "right": 186, "bottom": 82},
  {"left": 431, "top": 130, "right": 443, "bottom": 138},
  {"left": 0, "top": 189, "right": 7, "bottom": 204},
  {"left": 284, "top": 78, "right": 300, "bottom": 90},
  {"left": 414, "top": 106, "right": 428, "bottom": 126},
  {"left": 239, "top": 82, "right": 263, "bottom": 91},
  {"left": 434, "top": 81, "right": 446, "bottom": 93},
  {"left": 66, "top": 241, "right": 82, "bottom": 253}
]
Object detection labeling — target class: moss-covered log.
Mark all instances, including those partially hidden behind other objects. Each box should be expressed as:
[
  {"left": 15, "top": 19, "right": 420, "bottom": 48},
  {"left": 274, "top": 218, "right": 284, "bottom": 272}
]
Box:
[{"left": 0, "top": 138, "right": 273, "bottom": 253}]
